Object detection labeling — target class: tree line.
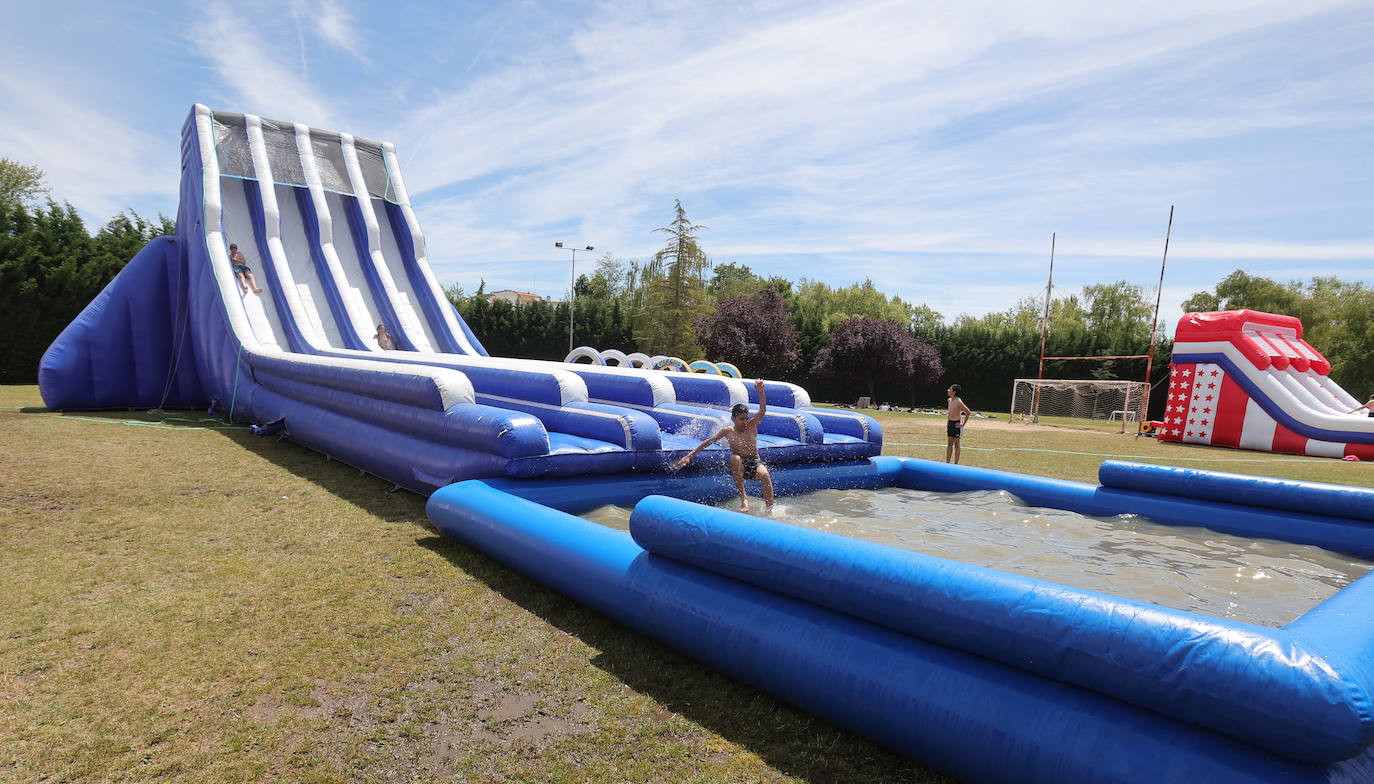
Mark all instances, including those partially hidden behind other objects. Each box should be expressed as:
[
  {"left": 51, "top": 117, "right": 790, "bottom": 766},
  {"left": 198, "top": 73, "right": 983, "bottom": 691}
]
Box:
[
  {"left": 0, "top": 159, "right": 174, "bottom": 383},
  {"left": 5, "top": 161, "right": 1371, "bottom": 418}
]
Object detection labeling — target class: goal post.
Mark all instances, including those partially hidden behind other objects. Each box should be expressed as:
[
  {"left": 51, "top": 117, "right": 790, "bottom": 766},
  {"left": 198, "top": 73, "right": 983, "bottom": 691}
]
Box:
[{"left": 1010, "top": 379, "right": 1148, "bottom": 425}]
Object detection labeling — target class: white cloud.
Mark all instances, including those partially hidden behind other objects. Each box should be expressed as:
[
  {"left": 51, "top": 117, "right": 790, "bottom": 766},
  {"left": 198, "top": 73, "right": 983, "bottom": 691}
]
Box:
[
  {"left": 0, "top": 70, "right": 176, "bottom": 222},
  {"left": 187, "top": 6, "right": 332, "bottom": 127}
]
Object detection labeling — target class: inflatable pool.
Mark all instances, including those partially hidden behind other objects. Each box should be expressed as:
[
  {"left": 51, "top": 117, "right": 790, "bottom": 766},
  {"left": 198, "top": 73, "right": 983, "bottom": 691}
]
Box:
[{"left": 429, "top": 457, "right": 1374, "bottom": 783}]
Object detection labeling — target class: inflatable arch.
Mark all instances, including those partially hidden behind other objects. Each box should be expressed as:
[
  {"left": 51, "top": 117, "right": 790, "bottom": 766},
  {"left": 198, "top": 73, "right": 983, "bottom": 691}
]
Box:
[{"left": 563, "top": 345, "right": 606, "bottom": 365}]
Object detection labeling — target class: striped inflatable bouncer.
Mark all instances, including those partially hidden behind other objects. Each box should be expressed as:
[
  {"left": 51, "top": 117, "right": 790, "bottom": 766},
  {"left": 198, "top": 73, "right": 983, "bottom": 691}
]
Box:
[{"left": 1160, "top": 310, "right": 1374, "bottom": 460}]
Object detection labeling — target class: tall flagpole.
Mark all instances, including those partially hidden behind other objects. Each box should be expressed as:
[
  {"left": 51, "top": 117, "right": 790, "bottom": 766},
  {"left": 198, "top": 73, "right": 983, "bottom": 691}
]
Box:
[
  {"left": 1032, "top": 232, "right": 1055, "bottom": 424},
  {"left": 1139, "top": 206, "right": 1173, "bottom": 435}
]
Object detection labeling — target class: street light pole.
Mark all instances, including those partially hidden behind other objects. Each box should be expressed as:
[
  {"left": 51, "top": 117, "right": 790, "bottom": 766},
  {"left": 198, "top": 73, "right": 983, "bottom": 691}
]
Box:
[{"left": 555, "top": 241, "right": 594, "bottom": 353}]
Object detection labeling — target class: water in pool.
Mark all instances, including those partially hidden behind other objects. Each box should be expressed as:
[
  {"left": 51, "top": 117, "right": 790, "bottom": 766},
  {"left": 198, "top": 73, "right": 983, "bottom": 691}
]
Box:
[{"left": 582, "top": 487, "right": 1374, "bottom": 627}]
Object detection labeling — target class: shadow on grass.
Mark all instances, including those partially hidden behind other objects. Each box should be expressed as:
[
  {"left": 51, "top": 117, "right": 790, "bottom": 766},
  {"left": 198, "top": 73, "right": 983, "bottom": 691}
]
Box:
[
  {"left": 415, "top": 532, "right": 949, "bottom": 784},
  {"left": 18, "top": 403, "right": 940, "bottom": 780},
  {"left": 22, "top": 405, "right": 431, "bottom": 525}
]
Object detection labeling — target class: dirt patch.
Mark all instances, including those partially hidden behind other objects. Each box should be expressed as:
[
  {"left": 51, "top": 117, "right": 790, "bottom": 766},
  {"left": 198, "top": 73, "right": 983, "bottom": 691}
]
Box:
[{"left": 0, "top": 490, "right": 74, "bottom": 512}]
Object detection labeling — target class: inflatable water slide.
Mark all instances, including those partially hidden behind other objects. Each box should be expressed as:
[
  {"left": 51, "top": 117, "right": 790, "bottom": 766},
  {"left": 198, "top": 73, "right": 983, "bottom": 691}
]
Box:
[
  {"left": 1161, "top": 310, "right": 1374, "bottom": 460},
  {"left": 37, "top": 105, "right": 880, "bottom": 490}
]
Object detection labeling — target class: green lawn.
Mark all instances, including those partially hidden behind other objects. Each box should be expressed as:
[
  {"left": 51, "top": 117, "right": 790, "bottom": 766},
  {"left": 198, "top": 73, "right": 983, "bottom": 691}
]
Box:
[{"left": 3, "top": 386, "right": 1369, "bottom": 782}]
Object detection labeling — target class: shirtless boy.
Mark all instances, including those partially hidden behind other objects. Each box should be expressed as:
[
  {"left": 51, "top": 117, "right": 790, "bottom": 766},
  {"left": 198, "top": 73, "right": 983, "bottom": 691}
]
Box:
[
  {"left": 675, "top": 379, "right": 774, "bottom": 512},
  {"left": 228, "top": 243, "right": 263, "bottom": 294},
  {"left": 946, "top": 383, "right": 972, "bottom": 464}
]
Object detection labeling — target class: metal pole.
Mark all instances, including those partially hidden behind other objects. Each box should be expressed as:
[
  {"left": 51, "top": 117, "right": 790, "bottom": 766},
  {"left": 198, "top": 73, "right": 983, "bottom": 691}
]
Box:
[
  {"left": 569, "top": 248, "right": 576, "bottom": 353},
  {"left": 1138, "top": 205, "right": 1173, "bottom": 436},
  {"left": 1033, "top": 233, "right": 1055, "bottom": 424}
]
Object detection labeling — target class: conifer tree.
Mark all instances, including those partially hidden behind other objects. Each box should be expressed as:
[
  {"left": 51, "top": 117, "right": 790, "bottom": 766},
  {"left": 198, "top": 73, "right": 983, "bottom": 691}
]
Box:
[{"left": 638, "top": 200, "right": 712, "bottom": 358}]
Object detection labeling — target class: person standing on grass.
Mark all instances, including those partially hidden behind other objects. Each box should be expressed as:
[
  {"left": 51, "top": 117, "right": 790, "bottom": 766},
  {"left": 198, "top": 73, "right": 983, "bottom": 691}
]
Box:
[
  {"left": 674, "top": 379, "right": 775, "bottom": 513},
  {"left": 946, "top": 384, "right": 972, "bottom": 464}
]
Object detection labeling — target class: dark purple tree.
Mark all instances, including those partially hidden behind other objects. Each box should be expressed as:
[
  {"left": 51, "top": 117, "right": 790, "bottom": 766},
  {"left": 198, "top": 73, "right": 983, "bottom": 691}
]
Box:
[
  {"left": 693, "top": 286, "right": 800, "bottom": 378},
  {"left": 814, "top": 316, "right": 943, "bottom": 401}
]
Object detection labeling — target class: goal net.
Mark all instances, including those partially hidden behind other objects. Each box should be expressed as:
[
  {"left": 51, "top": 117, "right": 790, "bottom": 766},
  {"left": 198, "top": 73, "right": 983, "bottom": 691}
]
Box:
[{"left": 1010, "top": 379, "right": 1147, "bottom": 425}]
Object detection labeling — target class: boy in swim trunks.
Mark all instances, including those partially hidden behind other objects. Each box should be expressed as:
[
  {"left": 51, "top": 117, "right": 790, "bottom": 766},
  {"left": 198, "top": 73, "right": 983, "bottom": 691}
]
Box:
[
  {"left": 946, "top": 383, "right": 972, "bottom": 464},
  {"left": 675, "top": 379, "right": 774, "bottom": 513},
  {"left": 228, "top": 243, "right": 263, "bottom": 294}
]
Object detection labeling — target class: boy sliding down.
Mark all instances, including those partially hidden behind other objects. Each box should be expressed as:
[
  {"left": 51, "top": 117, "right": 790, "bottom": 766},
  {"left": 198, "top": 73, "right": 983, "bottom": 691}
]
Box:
[{"left": 675, "top": 379, "right": 775, "bottom": 513}]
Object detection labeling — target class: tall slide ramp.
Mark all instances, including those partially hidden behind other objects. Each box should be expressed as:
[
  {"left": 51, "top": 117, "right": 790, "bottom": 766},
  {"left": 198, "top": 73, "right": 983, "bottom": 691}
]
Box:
[
  {"left": 39, "top": 105, "right": 881, "bottom": 492},
  {"left": 1160, "top": 310, "right": 1374, "bottom": 460}
]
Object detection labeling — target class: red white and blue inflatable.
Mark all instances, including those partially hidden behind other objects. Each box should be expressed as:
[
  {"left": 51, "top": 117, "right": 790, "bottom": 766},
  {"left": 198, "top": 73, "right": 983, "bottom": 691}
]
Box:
[{"left": 1162, "top": 310, "right": 1374, "bottom": 460}]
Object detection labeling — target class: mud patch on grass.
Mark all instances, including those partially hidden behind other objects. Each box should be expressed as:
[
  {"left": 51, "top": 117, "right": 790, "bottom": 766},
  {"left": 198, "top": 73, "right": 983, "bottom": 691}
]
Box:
[{"left": 0, "top": 490, "right": 74, "bottom": 512}]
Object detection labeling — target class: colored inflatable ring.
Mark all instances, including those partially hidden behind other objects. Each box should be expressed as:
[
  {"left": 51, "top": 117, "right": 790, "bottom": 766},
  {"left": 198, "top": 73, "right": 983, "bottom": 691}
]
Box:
[
  {"left": 653, "top": 356, "right": 690, "bottom": 372},
  {"left": 714, "top": 362, "right": 742, "bottom": 379},
  {"left": 1140, "top": 420, "right": 1155, "bottom": 434},
  {"left": 689, "top": 360, "right": 722, "bottom": 375}
]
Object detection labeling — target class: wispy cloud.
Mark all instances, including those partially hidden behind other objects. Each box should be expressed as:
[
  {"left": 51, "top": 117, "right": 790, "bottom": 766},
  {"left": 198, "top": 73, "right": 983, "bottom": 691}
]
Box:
[
  {"left": 289, "top": 0, "right": 369, "bottom": 65},
  {"left": 187, "top": 6, "right": 332, "bottom": 127},
  {"left": 0, "top": 69, "right": 174, "bottom": 221}
]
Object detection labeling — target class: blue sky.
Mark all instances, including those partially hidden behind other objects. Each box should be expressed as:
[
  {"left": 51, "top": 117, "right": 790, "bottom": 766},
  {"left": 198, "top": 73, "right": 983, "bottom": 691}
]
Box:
[{"left": 4, "top": 1, "right": 1372, "bottom": 334}]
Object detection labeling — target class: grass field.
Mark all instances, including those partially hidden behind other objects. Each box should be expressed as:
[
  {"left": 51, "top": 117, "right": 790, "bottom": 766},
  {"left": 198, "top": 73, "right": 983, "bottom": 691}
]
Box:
[{"left": 3, "top": 385, "right": 1370, "bottom": 783}]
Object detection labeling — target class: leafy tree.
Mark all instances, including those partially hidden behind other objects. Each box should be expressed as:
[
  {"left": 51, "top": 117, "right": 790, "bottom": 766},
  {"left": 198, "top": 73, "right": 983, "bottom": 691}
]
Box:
[
  {"left": 443, "top": 282, "right": 466, "bottom": 308},
  {"left": 582, "top": 253, "right": 630, "bottom": 303},
  {"left": 813, "top": 316, "right": 942, "bottom": 402},
  {"left": 1182, "top": 270, "right": 1298, "bottom": 316},
  {"left": 638, "top": 200, "right": 712, "bottom": 357},
  {"left": 708, "top": 262, "right": 766, "bottom": 303},
  {"left": 0, "top": 198, "right": 173, "bottom": 382},
  {"left": 1183, "top": 270, "right": 1374, "bottom": 396},
  {"left": 694, "top": 286, "right": 799, "bottom": 378},
  {"left": 1082, "top": 281, "right": 1154, "bottom": 351},
  {"left": 0, "top": 159, "right": 49, "bottom": 207}
]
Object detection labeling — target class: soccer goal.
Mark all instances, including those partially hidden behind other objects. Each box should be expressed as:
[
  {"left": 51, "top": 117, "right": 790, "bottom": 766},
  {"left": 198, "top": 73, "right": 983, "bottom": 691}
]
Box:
[{"left": 1010, "top": 379, "right": 1148, "bottom": 426}]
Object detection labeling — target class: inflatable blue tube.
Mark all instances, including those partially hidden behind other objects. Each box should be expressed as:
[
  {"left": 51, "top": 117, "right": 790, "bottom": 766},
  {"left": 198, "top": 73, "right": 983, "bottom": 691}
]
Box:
[
  {"left": 899, "top": 460, "right": 1374, "bottom": 558},
  {"left": 805, "top": 407, "right": 882, "bottom": 443},
  {"left": 427, "top": 481, "right": 1374, "bottom": 783},
  {"left": 626, "top": 494, "right": 1374, "bottom": 764},
  {"left": 252, "top": 372, "right": 548, "bottom": 458},
  {"left": 471, "top": 395, "right": 658, "bottom": 452},
  {"left": 481, "top": 458, "right": 904, "bottom": 515},
  {"left": 249, "top": 386, "right": 512, "bottom": 490},
  {"left": 664, "top": 374, "right": 740, "bottom": 407},
  {"left": 1099, "top": 460, "right": 1374, "bottom": 522},
  {"left": 571, "top": 369, "right": 661, "bottom": 408},
  {"left": 748, "top": 381, "right": 800, "bottom": 408}
]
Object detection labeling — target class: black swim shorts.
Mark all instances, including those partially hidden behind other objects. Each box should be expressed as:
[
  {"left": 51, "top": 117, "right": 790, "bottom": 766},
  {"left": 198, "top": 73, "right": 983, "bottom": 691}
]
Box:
[
  {"left": 947, "top": 420, "right": 963, "bottom": 439},
  {"left": 741, "top": 456, "right": 762, "bottom": 480}
]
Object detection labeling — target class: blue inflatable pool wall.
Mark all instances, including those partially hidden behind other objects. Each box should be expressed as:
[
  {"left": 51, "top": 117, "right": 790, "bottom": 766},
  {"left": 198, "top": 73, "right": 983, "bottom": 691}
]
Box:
[{"left": 430, "top": 457, "right": 1374, "bottom": 783}]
